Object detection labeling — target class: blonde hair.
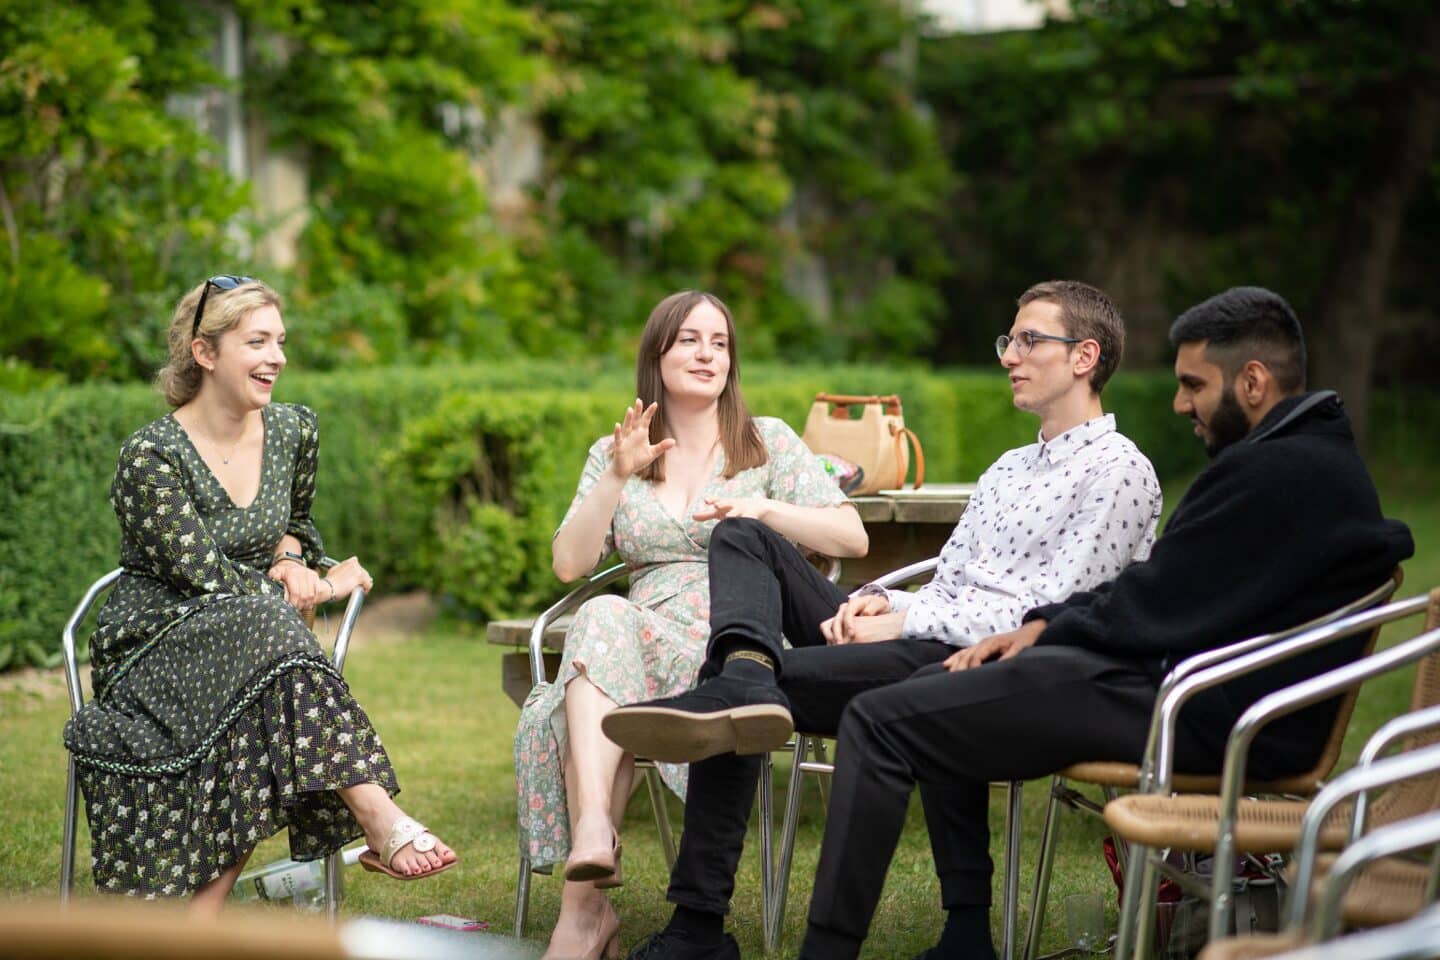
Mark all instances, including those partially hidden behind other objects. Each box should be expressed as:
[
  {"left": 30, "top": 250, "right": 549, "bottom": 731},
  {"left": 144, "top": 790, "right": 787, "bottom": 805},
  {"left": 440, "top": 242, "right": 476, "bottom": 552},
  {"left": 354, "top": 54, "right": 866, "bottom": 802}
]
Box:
[
  {"left": 155, "top": 279, "right": 281, "bottom": 407},
  {"left": 635, "top": 290, "right": 766, "bottom": 482}
]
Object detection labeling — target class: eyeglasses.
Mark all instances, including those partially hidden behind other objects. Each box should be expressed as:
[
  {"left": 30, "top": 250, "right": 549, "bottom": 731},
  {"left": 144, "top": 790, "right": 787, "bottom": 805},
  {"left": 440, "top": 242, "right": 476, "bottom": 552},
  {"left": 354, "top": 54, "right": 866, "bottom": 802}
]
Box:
[
  {"left": 191, "top": 275, "right": 256, "bottom": 339},
  {"left": 994, "top": 329, "right": 1085, "bottom": 360}
]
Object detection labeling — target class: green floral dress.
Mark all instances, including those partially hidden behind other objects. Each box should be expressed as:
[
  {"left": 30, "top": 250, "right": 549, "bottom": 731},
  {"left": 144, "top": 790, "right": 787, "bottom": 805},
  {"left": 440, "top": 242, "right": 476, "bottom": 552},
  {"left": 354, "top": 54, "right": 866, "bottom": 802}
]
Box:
[
  {"left": 515, "top": 417, "right": 847, "bottom": 868},
  {"left": 63, "top": 403, "right": 398, "bottom": 898}
]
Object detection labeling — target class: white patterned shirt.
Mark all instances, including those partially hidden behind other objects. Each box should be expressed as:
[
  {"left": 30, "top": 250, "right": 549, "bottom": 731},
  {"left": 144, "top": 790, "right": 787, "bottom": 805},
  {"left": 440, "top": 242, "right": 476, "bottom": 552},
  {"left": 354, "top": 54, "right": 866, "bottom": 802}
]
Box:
[{"left": 856, "top": 414, "right": 1162, "bottom": 647}]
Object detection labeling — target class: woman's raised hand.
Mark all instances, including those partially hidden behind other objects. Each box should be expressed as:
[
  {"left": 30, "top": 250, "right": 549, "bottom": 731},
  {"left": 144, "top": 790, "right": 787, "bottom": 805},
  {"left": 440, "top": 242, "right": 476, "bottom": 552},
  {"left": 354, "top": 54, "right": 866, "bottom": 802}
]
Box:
[{"left": 610, "top": 399, "right": 676, "bottom": 479}]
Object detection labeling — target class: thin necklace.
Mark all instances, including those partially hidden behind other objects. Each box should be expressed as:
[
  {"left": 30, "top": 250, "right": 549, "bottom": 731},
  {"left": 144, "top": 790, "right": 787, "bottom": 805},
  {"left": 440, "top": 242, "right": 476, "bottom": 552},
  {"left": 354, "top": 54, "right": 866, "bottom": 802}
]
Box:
[{"left": 193, "top": 419, "right": 245, "bottom": 465}]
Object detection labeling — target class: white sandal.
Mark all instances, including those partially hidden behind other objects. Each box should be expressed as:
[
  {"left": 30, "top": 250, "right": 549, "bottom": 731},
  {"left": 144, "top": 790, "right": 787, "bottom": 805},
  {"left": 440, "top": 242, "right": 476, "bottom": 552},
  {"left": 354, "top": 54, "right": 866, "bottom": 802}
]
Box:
[{"left": 357, "top": 815, "right": 456, "bottom": 880}]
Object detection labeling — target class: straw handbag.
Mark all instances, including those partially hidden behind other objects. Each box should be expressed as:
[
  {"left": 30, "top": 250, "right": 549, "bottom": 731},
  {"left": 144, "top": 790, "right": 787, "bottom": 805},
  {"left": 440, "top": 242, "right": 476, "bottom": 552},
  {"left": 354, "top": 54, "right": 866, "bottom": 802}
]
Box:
[{"left": 801, "top": 393, "right": 924, "bottom": 496}]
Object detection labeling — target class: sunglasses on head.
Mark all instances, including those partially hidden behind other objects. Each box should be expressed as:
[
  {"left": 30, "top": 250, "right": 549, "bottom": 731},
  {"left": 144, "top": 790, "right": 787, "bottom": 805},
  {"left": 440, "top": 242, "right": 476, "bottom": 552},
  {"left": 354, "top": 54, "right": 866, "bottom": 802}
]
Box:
[{"left": 191, "top": 275, "right": 256, "bottom": 339}]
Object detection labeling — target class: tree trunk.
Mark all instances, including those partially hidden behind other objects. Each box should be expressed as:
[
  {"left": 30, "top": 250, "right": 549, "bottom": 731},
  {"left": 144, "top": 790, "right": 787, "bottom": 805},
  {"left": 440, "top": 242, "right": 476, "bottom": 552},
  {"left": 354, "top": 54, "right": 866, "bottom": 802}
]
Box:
[{"left": 1310, "top": 14, "right": 1440, "bottom": 453}]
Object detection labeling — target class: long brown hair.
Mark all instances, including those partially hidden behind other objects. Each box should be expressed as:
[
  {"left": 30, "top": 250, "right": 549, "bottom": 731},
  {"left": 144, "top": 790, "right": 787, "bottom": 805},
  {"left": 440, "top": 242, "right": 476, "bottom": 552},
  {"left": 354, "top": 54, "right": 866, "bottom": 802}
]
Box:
[{"left": 635, "top": 290, "right": 766, "bottom": 482}]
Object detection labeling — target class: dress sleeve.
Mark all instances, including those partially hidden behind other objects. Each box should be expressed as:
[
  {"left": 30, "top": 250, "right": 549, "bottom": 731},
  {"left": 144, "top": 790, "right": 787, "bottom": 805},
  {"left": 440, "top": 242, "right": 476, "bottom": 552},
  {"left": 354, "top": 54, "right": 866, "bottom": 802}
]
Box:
[
  {"left": 760, "top": 418, "right": 849, "bottom": 509},
  {"left": 556, "top": 436, "right": 618, "bottom": 561},
  {"left": 285, "top": 405, "right": 326, "bottom": 565},
  {"left": 113, "top": 438, "right": 280, "bottom": 598}
]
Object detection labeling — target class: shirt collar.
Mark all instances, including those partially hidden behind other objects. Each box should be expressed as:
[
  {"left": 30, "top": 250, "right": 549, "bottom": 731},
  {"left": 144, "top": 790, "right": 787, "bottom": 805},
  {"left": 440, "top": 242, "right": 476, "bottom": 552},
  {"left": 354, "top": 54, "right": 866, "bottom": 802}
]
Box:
[{"left": 1035, "top": 413, "right": 1116, "bottom": 465}]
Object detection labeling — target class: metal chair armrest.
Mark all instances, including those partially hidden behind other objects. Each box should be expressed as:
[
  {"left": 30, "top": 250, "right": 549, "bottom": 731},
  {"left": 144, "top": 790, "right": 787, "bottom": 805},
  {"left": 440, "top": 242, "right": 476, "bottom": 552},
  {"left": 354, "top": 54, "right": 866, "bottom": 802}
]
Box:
[
  {"left": 1352, "top": 703, "right": 1440, "bottom": 837},
  {"left": 1148, "top": 594, "right": 1430, "bottom": 793},
  {"left": 1287, "top": 741, "right": 1440, "bottom": 930},
  {"left": 1311, "top": 808, "right": 1440, "bottom": 941},
  {"left": 60, "top": 568, "right": 124, "bottom": 714},
  {"left": 1266, "top": 904, "right": 1440, "bottom": 960},
  {"left": 529, "top": 564, "right": 630, "bottom": 687},
  {"left": 869, "top": 556, "right": 940, "bottom": 591},
  {"left": 1203, "top": 617, "right": 1440, "bottom": 940},
  {"left": 1139, "top": 574, "right": 1401, "bottom": 791}
]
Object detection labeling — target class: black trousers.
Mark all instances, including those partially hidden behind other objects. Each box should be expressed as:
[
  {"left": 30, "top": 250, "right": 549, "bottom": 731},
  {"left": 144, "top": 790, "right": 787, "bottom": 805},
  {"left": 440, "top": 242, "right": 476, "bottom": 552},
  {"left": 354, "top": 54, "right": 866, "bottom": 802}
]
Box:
[
  {"left": 667, "top": 519, "right": 955, "bottom": 914},
  {"left": 797, "top": 646, "right": 1222, "bottom": 960}
]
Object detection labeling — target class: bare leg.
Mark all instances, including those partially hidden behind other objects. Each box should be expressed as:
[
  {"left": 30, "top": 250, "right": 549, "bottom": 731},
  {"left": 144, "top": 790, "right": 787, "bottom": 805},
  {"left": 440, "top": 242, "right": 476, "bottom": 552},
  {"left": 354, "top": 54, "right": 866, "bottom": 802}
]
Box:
[
  {"left": 544, "top": 671, "right": 630, "bottom": 956},
  {"left": 338, "top": 781, "right": 456, "bottom": 876},
  {"left": 565, "top": 670, "right": 627, "bottom": 858},
  {"left": 190, "top": 848, "right": 254, "bottom": 917}
]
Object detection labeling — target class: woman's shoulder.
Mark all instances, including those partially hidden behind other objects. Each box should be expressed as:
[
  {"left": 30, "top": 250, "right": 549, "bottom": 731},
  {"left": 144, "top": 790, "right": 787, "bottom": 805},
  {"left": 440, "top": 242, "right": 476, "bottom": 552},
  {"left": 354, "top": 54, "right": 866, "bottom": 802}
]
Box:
[
  {"left": 753, "top": 415, "right": 801, "bottom": 443},
  {"left": 118, "top": 413, "right": 180, "bottom": 459},
  {"left": 269, "top": 402, "right": 318, "bottom": 431}
]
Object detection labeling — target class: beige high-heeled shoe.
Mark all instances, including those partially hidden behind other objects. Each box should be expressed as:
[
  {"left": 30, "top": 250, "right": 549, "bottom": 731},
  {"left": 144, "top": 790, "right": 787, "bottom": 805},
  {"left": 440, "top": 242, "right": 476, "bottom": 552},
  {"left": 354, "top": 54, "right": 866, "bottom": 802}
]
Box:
[
  {"left": 593, "top": 840, "right": 624, "bottom": 890},
  {"left": 564, "top": 829, "right": 621, "bottom": 884},
  {"left": 541, "top": 899, "right": 620, "bottom": 960}
]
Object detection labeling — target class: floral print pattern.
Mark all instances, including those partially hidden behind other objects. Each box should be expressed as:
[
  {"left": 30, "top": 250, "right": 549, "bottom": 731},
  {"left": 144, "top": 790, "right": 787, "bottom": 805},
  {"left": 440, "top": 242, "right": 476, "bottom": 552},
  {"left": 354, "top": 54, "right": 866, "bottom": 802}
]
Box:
[
  {"left": 515, "top": 417, "right": 847, "bottom": 867},
  {"left": 63, "top": 403, "right": 398, "bottom": 897}
]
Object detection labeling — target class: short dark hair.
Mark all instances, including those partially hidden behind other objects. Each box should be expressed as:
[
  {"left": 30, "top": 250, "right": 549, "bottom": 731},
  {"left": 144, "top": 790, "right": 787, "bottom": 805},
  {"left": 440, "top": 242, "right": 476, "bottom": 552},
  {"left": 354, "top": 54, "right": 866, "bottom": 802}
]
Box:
[
  {"left": 1168, "top": 286, "right": 1307, "bottom": 393},
  {"left": 1017, "top": 280, "right": 1124, "bottom": 393}
]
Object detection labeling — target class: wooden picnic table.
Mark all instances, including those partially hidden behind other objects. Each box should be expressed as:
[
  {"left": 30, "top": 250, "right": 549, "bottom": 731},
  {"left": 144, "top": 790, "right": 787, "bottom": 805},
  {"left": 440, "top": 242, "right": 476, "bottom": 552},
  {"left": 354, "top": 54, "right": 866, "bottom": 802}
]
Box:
[{"left": 488, "top": 483, "right": 975, "bottom": 706}]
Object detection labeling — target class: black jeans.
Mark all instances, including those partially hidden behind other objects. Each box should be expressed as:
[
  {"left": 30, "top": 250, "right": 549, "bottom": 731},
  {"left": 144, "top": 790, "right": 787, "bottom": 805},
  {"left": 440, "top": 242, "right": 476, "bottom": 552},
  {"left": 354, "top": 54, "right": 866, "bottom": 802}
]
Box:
[{"left": 666, "top": 518, "right": 954, "bottom": 914}]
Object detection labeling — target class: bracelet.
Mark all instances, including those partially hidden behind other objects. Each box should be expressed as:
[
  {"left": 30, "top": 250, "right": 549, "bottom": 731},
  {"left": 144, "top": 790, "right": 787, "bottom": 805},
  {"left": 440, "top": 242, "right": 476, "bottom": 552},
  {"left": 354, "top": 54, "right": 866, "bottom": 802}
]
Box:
[
  {"left": 320, "top": 576, "right": 336, "bottom": 603},
  {"left": 272, "top": 551, "right": 305, "bottom": 567}
]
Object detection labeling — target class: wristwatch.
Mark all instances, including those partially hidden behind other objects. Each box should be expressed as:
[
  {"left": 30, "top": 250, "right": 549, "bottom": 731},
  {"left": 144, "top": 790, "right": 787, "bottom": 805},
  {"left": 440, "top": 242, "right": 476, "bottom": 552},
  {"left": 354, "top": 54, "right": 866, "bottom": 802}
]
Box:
[{"left": 273, "top": 550, "right": 306, "bottom": 567}]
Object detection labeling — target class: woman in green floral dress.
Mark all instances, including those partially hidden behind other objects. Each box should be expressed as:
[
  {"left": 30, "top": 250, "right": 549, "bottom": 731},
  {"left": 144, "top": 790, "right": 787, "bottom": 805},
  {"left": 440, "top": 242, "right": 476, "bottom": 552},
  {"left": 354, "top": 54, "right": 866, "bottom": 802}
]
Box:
[
  {"left": 64, "top": 277, "right": 456, "bottom": 913},
  {"left": 516, "top": 291, "right": 868, "bottom": 958}
]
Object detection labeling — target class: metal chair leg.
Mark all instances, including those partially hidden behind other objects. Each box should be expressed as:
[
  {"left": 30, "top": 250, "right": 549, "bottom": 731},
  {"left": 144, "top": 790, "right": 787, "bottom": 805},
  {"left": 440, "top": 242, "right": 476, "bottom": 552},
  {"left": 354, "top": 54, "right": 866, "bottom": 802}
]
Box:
[
  {"left": 515, "top": 855, "right": 532, "bottom": 936},
  {"left": 1022, "top": 776, "right": 1064, "bottom": 960},
  {"left": 1002, "top": 781, "right": 1024, "bottom": 960},
  {"left": 759, "top": 750, "right": 776, "bottom": 951},
  {"left": 767, "top": 735, "right": 812, "bottom": 950},
  {"left": 1114, "top": 841, "right": 1160, "bottom": 960},
  {"left": 61, "top": 757, "right": 79, "bottom": 903},
  {"left": 645, "top": 766, "right": 678, "bottom": 869},
  {"left": 323, "top": 849, "right": 343, "bottom": 921},
  {"left": 812, "top": 738, "right": 830, "bottom": 812}
]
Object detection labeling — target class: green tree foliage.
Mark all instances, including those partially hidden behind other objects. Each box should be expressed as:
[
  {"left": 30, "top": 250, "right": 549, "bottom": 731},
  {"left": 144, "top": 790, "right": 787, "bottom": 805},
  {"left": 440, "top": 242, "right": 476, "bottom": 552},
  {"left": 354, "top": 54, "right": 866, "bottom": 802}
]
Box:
[
  {"left": 919, "top": 0, "right": 1440, "bottom": 441},
  {"left": 1, "top": 0, "right": 952, "bottom": 381},
  {"left": 0, "top": 0, "right": 249, "bottom": 384}
]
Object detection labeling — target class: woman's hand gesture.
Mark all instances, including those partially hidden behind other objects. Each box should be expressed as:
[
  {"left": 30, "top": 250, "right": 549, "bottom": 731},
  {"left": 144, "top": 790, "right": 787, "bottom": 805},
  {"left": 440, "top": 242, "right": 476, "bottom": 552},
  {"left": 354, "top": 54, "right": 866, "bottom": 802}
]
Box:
[{"left": 610, "top": 399, "right": 676, "bottom": 479}]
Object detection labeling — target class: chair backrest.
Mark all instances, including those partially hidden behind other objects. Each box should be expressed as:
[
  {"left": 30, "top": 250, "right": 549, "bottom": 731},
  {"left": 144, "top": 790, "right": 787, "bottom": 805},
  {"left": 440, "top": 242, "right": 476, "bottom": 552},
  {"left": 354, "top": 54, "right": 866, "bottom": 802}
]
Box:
[{"left": 60, "top": 568, "right": 124, "bottom": 714}]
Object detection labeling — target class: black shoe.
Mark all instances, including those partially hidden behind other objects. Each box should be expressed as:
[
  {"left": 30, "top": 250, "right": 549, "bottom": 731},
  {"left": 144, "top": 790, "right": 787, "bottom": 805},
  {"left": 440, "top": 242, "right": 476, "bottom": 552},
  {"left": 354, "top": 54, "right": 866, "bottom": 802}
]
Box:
[
  {"left": 626, "top": 929, "right": 740, "bottom": 960},
  {"left": 601, "top": 675, "right": 793, "bottom": 762}
]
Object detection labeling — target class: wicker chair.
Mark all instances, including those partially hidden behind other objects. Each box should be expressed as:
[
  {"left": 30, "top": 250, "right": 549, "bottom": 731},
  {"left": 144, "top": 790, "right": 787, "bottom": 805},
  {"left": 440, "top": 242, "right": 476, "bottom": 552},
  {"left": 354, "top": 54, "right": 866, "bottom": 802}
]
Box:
[
  {"left": 1020, "top": 573, "right": 1402, "bottom": 960},
  {"left": 1196, "top": 738, "right": 1440, "bottom": 960},
  {"left": 1104, "top": 587, "right": 1440, "bottom": 960},
  {"left": 60, "top": 560, "right": 367, "bottom": 920}
]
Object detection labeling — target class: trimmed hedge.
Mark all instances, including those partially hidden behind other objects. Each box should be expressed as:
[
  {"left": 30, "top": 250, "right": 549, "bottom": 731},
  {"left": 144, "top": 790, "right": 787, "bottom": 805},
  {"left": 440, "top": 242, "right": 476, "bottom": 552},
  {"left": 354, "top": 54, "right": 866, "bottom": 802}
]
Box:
[{"left": 3, "top": 363, "right": 1430, "bottom": 670}]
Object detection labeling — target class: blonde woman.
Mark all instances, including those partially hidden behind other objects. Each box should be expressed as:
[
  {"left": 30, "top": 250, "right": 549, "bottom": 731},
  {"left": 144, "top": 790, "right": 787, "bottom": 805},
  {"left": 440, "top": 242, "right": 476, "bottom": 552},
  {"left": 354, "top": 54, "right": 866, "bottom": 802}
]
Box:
[
  {"left": 516, "top": 290, "right": 867, "bottom": 959},
  {"left": 63, "top": 276, "right": 456, "bottom": 913}
]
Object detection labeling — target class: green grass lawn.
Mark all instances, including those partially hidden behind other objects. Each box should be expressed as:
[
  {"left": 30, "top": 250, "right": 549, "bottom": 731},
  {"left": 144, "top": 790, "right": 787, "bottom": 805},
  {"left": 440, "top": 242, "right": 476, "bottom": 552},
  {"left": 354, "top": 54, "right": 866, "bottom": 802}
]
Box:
[{"left": 0, "top": 463, "right": 1434, "bottom": 958}]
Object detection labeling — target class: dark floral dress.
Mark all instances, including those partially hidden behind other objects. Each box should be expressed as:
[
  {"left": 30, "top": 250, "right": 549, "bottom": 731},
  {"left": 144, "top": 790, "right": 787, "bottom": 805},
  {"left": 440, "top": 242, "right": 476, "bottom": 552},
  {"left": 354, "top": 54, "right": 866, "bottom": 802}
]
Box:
[{"left": 63, "top": 403, "right": 398, "bottom": 898}]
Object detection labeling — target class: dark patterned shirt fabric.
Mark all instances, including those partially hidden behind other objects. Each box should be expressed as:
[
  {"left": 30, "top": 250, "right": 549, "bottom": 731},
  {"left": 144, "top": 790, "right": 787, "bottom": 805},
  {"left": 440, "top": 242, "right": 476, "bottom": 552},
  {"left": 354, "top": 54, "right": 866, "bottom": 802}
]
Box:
[{"left": 63, "top": 403, "right": 398, "bottom": 898}]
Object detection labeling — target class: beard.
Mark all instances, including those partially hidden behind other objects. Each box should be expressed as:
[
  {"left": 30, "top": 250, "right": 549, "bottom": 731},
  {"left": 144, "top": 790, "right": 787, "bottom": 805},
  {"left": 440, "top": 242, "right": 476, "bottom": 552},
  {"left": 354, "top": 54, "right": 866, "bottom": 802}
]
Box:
[{"left": 1202, "top": 386, "right": 1252, "bottom": 458}]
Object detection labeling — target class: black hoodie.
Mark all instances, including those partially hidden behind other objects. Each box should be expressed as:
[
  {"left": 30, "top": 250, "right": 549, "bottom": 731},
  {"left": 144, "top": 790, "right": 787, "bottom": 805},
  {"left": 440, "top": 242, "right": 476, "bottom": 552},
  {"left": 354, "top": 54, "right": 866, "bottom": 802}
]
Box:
[{"left": 1025, "top": 391, "right": 1415, "bottom": 777}]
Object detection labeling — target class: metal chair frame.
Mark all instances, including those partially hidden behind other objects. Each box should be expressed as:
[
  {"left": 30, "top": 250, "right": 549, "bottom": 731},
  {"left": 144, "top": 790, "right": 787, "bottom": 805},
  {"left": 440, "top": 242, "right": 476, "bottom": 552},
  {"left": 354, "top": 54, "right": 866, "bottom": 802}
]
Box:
[
  {"left": 513, "top": 563, "right": 683, "bottom": 936},
  {"left": 1111, "top": 593, "right": 1440, "bottom": 960},
  {"left": 1022, "top": 574, "right": 1400, "bottom": 960},
  {"left": 760, "top": 557, "right": 1028, "bottom": 959},
  {"left": 61, "top": 560, "right": 366, "bottom": 920}
]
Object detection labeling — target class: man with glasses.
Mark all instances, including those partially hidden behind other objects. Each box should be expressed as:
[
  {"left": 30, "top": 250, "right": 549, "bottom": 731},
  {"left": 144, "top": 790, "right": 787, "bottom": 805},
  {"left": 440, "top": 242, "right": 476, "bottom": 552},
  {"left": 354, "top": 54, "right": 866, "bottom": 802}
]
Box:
[{"left": 604, "top": 280, "right": 1162, "bottom": 960}]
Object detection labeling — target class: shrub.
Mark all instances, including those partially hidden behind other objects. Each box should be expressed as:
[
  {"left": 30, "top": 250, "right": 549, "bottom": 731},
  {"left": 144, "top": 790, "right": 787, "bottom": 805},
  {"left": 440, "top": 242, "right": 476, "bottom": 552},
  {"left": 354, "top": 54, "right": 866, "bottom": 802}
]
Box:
[{"left": 3, "top": 363, "right": 1428, "bottom": 670}]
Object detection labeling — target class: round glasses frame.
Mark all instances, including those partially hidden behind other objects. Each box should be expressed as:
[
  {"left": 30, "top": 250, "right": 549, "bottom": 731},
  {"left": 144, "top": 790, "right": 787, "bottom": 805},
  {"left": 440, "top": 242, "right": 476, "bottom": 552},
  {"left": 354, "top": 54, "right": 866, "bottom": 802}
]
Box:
[{"left": 190, "top": 275, "right": 257, "bottom": 339}]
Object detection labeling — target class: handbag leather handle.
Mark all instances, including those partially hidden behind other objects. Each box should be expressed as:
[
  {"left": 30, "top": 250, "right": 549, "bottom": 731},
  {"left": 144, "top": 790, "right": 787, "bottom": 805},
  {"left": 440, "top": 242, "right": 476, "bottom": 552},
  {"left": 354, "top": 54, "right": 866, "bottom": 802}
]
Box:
[
  {"left": 889, "top": 424, "right": 925, "bottom": 490},
  {"left": 815, "top": 393, "right": 903, "bottom": 417}
]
